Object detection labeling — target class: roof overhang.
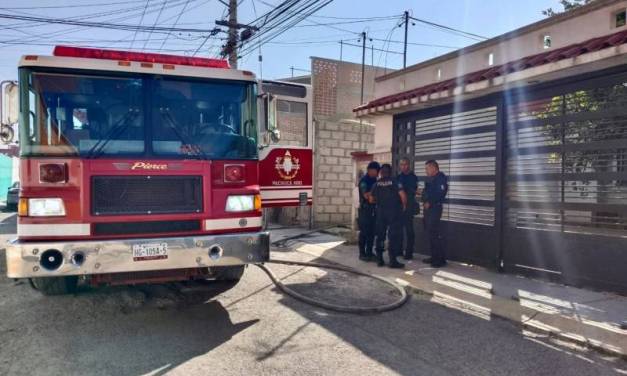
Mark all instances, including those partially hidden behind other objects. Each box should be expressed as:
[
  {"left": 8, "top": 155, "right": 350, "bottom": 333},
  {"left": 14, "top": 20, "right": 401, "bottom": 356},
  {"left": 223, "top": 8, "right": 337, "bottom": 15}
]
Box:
[{"left": 355, "top": 30, "right": 627, "bottom": 117}]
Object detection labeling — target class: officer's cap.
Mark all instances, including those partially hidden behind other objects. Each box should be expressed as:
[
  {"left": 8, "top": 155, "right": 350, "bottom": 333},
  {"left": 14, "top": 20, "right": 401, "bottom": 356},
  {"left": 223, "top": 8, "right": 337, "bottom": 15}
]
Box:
[{"left": 367, "top": 161, "right": 381, "bottom": 171}]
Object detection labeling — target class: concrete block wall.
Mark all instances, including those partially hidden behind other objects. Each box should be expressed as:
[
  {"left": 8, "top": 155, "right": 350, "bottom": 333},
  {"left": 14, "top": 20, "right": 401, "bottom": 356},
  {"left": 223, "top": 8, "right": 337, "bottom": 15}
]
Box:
[{"left": 314, "top": 119, "right": 374, "bottom": 226}]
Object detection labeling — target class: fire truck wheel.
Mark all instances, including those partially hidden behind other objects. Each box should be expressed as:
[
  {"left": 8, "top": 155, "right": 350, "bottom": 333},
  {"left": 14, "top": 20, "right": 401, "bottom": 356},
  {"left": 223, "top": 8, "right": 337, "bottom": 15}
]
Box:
[
  {"left": 213, "top": 265, "right": 246, "bottom": 282},
  {"left": 29, "top": 276, "right": 78, "bottom": 296}
]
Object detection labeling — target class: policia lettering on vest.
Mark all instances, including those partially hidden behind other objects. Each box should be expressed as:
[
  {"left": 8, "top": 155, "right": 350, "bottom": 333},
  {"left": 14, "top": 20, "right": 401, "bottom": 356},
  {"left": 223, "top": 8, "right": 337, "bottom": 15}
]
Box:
[{"left": 371, "top": 164, "right": 408, "bottom": 269}]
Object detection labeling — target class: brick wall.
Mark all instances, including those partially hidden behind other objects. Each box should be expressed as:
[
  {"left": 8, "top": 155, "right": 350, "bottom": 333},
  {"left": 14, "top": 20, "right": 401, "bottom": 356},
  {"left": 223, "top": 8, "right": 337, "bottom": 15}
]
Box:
[
  {"left": 309, "top": 57, "right": 390, "bottom": 226},
  {"left": 314, "top": 119, "right": 374, "bottom": 226}
]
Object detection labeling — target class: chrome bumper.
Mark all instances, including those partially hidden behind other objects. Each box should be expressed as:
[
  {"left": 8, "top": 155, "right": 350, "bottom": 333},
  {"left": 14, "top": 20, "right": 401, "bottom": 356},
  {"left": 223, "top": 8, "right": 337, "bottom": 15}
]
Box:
[{"left": 5, "top": 232, "right": 270, "bottom": 278}]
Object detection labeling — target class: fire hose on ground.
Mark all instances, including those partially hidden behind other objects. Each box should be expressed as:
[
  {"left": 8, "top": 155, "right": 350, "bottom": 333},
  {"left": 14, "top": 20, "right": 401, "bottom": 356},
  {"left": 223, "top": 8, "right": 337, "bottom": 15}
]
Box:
[{"left": 254, "top": 259, "right": 409, "bottom": 314}]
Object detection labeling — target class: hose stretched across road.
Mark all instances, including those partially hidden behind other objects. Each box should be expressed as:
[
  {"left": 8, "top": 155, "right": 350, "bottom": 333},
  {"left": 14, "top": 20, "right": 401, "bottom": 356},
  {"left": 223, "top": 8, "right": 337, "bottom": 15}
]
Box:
[{"left": 255, "top": 259, "right": 409, "bottom": 314}]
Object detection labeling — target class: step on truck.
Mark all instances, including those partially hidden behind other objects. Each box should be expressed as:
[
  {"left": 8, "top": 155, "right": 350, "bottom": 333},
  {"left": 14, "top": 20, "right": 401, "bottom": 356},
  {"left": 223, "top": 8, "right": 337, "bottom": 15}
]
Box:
[{"left": 4, "top": 46, "right": 313, "bottom": 295}]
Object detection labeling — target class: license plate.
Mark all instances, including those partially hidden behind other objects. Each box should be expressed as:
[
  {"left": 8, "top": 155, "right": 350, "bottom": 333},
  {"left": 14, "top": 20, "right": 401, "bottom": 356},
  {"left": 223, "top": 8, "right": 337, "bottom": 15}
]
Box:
[{"left": 132, "top": 243, "right": 168, "bottom": 261}]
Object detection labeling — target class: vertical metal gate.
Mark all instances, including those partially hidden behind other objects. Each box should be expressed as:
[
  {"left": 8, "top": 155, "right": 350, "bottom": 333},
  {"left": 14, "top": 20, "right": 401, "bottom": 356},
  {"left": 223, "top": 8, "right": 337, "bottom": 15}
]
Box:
[
  {"left": 395, "top": 102, "right": 500, "bottom": 266},
  {"left": 393, "top": 67, "right": 627, "bottom": 292},
  {"left": 503, "top": 72, "right": 627, "bottom": 291}
]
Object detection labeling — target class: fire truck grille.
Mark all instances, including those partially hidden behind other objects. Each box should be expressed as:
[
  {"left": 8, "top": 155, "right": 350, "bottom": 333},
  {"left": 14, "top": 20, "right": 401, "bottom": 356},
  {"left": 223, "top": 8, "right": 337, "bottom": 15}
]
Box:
[
  {"left": 92, "top": 176, "right": 203, "bottom": 216},
  {"left": 93, "top": 220, "right": 201, "bottom": 236}
]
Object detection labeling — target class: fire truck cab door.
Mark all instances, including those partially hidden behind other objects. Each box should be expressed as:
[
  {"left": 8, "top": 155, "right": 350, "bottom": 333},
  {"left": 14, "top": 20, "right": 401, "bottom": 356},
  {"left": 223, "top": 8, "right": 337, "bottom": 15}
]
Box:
[{"left": 258, "top": 80, "right": 313, "bottom": 208}]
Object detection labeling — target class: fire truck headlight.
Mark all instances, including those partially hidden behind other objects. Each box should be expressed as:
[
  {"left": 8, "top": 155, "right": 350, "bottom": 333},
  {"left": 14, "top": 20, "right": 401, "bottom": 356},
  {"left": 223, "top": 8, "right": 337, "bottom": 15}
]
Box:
[
  {"left": 27, "top": 198, "right": 66, "bottom": 217},
  {"left": 225, "top": 195, "right": 255, "bottom": 212}
]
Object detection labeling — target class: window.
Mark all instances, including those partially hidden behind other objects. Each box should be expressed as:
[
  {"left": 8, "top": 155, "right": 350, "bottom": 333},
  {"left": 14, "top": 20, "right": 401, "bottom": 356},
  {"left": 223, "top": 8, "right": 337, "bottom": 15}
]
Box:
[
  {"left": 615, "top": 9, "right": 626, "bottom": 27},
  {"left": 488, "top": 52, "right": 495, "bottom": 66},
  {"left": 19, "top": 68, "right": 258, "bottom": 159},
  {"left": 20, "top": 71, "right": 144, "bottom": 157},
  {"left": 275, "top": 100, "right": 307, "bottom": 146},
  {"left": 436, "top": 68, "right": 442, "bottom": 81},
  {"left": 152, "top": 78, "right": 258, "bottom": 159},
  {"left": 543, "top": 35, "right": 552, "bottom": 49}
]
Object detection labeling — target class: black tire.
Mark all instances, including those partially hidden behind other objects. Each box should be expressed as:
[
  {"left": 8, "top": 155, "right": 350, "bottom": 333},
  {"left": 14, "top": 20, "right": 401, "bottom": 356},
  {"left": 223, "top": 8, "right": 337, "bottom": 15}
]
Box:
[
  {"left": 30, "top": 276, "right": 78, "bottom": 296},
  {"left": 213, "top": 265, "right": 246, "bottom": 282}
]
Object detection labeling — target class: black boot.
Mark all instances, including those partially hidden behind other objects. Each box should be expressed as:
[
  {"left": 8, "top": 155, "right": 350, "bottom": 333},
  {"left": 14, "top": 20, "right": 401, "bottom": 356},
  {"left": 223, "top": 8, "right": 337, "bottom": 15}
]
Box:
[
  {"left": 376, "top": 252, "right": 385, "bottom": 267},
  {"left": 389, "top": 258, "right": 405, "bottom": 269}
]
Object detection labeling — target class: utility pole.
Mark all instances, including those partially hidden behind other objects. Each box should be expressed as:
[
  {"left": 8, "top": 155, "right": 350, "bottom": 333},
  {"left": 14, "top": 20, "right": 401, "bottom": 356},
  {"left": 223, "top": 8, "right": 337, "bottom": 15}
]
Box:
[
  {"left": 216, "top": 0, "right": 258, "bottom": 69},
  {"left": 360, "top": 31, "right": 366, "bottom": 104},
  {"left": 227, "top": 0, "right": 238, "bottom": 68},
  {"left": 290, "top": 66, "right": 294, "bottom": 77},
  {"left": 339, "top": 40, "right": 343, "bottom": 61},
  {"left": 403, "top": 10, "right": 409, "bottom": 69}
]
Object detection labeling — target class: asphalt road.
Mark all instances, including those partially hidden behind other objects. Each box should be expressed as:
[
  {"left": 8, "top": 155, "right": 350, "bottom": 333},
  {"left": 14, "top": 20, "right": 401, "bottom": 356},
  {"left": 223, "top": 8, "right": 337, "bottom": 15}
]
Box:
[{"left": 0, "top": 211, "right": 625, "bottom": 376}]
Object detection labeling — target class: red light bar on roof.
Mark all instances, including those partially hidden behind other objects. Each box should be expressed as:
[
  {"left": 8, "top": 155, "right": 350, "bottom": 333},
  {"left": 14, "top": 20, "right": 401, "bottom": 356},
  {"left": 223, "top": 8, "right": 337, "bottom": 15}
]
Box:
[{"left": 53, "top": 45, "right": 230, "bottom": 69}]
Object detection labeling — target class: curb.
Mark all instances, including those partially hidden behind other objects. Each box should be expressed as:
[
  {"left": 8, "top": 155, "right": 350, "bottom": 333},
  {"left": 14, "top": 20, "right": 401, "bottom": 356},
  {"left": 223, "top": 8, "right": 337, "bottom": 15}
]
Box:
[
  {"left": 399, "top": 281, "right": 626, "bottom": 360},
  {"left": 279, "top": 238, "right": 626, "bottom": 361}
]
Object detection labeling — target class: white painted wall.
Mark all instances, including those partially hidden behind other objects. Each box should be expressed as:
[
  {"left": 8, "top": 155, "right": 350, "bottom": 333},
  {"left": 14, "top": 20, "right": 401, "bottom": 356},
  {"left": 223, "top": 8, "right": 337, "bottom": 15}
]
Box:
[{"left": 374, "top": 0, "right": 627, "bottom": 99}]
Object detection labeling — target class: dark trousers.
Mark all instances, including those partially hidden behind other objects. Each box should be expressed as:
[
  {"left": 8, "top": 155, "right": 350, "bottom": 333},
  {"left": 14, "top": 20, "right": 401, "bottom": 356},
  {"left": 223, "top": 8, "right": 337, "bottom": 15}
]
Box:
[
  {"left": 375, "top": 209, "right": 402, "bottom": 262},
  {"left": 424, "top": 204, "right": 444, "bottom": 263},
  {"left": 358, "top": 206, "right": 376, "bottom": 257},
  {"left": 400, "top": 207, "right": 415, "bottom": 257}
]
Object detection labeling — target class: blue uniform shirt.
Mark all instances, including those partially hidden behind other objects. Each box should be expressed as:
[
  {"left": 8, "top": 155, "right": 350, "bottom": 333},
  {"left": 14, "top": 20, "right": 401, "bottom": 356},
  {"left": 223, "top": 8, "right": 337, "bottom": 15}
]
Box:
[
  {"left": 358, "top": 175, "right": 377, "bottom": 208},
  {"left": 398, "top": 171, "right": 419, "bottom": 213},
  {"left": 423, "top": 171, "right": 448, "bottom": 206}
]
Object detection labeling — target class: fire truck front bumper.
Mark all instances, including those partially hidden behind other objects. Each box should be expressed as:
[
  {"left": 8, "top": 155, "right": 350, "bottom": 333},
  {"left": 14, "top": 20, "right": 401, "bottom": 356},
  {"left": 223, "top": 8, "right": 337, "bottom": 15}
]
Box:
[{"left": 4, "top": 231, "right": 270, "bottom": 279}]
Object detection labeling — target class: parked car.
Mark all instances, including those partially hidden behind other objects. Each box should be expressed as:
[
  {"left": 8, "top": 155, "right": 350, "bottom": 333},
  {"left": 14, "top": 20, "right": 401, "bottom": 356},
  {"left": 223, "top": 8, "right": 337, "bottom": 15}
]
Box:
[{"left": 6, "top": 182, "right": 19, "bottom": 211}]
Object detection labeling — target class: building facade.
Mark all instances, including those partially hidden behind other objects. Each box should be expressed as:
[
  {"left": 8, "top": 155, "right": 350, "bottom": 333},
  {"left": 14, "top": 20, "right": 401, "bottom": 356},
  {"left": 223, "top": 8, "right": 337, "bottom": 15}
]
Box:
[{"left": 355, "top": 0, "right": 627, "bottom": 293}]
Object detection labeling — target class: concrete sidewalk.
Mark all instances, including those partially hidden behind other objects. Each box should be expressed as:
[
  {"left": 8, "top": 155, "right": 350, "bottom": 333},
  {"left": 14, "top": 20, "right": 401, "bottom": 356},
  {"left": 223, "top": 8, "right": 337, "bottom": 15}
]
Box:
[{"left": 268, "top": 226, "right": 627, "bottom": 359}]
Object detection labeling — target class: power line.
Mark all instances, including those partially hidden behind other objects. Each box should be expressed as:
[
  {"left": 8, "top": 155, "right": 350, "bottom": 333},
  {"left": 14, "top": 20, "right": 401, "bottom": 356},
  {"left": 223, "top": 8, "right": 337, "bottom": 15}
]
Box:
[
  {"left": 0, "top": 12, "right": 217, "bottom": 34},
  {"left": 0, "top": 0, "right": 192, "bottom": 50},
  {"left": 0, "top": 0, "right": 148, "bottom": 10},
  {"left": 141, "top": 0, "right": 168, "bottom": 50},
  {"left": 156, "top": 0, "right": 192, "bottom": 51},
  {"left": 409, "top": 15, "right": 488, "bottom": 41},
  {"left": 130, "top": 0, "right": 151, "bottom": 48},
  {"left": 239, "top": 0, "right": 336, "bottom": 57}
]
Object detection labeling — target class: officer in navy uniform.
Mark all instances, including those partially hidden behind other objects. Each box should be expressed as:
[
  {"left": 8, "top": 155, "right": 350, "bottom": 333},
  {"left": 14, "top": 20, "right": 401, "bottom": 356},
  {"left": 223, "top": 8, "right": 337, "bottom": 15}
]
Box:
[
  {"left": 397, "top": 157, "right": 419, "bottom": 260},
  {"left": 371, "top": 163, "right": 407, "bottom": 268},
  {"left": 357, "top": 161, "right": 380, "bottom": 261},
  {"left": 421, "top": 160, "right": 449, "bottom": 268}
]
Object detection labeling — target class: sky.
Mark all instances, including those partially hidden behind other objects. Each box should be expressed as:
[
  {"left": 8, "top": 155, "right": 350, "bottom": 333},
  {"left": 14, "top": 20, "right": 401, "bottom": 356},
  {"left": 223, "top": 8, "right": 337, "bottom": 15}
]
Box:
[{"left": 0, "top": 0, "right": 562, "bottom": 81}]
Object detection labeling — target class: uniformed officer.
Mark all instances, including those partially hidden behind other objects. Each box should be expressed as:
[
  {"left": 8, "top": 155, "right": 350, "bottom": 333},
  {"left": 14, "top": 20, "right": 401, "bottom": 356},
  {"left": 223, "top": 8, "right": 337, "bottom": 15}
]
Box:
[
  {"left": 357, "top": 161, "right": 380, "bottom": 261},
  {"left": 421, "top": 160, "right": 449, "bottom": 268},
  {"left": 371, "top": 163, "right": 407, "bottom": 268},
  {"left": 397, "top": 157, "right": 419, "bottom": 260}
]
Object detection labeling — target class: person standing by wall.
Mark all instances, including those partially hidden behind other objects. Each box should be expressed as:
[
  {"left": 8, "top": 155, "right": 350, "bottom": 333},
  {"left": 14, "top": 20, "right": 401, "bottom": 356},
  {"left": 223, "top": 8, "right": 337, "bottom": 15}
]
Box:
[
  {"left": 371, "top": 164, "right": 407, "bottom": 268},
  {"left": 397, "top": 157, "right": 419, "bottom": 260},
  {"left": 422, "top": 160, "right": 449, "bottom": 268},
  {"left": 357, "top": 161, "right": 380, "bottom": 261}
]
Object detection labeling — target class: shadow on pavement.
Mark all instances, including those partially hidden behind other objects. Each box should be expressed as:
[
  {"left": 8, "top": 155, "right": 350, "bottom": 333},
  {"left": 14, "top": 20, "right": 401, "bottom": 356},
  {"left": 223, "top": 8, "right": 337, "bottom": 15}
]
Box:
[
  {"left": 0, "top": 265, "right": 258, "bottom": 376},
  {"left": 266, "top": 250, "right": 625, "bottom": 376}
]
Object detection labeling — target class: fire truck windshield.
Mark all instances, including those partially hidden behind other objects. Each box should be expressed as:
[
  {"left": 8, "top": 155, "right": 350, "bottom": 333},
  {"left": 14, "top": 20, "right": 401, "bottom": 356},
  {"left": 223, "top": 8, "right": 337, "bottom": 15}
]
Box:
[{"left": 18, "top": 69, "right": 258, "bottom": 159}]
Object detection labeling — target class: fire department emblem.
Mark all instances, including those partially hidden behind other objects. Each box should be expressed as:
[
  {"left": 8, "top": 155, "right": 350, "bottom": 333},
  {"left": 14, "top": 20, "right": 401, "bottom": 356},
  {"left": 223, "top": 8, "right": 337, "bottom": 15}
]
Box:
[{"left": 275, "top": 150, "right": 300, "bottom": 180}]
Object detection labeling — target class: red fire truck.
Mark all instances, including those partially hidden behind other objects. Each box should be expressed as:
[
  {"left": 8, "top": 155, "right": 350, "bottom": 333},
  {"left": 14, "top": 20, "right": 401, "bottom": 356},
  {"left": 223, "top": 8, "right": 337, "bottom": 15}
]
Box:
[{"left": 4, "top": 46, "right": 313, "bottom": 295}]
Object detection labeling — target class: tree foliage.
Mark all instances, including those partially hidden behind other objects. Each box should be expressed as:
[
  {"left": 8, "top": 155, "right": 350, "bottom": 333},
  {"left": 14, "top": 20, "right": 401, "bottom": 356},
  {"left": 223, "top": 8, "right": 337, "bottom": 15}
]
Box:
[{"left": 542, "top": 0, "right": 594, "bottom": 17}]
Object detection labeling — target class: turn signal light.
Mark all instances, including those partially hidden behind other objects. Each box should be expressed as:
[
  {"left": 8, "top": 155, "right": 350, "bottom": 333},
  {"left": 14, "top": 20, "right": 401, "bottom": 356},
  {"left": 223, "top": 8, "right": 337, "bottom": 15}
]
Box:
[
  {"left": 39, "top": 163, "right": 67, "bottom": 183},
  {"left": 18, "top": 198, "right": 28, "bottom": 217},
  {"left": 224, "top": 165, "right": 244, "bottom": 183},
  {"left": 254, "top": 194, "right": 262, "bottom": 211}
]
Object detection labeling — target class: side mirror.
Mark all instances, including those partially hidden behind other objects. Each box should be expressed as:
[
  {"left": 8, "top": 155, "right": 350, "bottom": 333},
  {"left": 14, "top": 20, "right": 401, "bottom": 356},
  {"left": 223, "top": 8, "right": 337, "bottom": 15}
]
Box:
[
  {"left": 269, "top": 128, "right": 281, "bottom": 143},
  {"left": 260, "top": 93, "right": 281, "bottom": 144},
  {"left": 2, "top": 81, "right": 19, "bottom": 125},
  {"left": 0, "top": 125, "right": 14, "bottom": 144}
]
